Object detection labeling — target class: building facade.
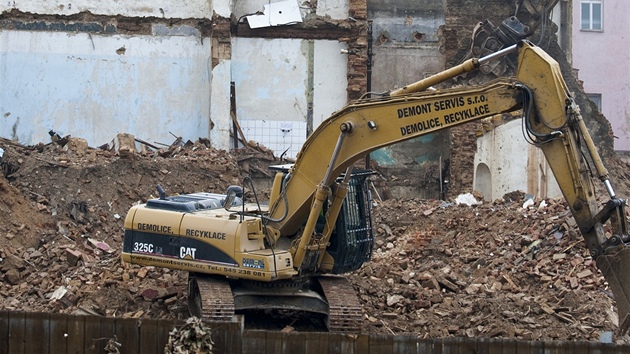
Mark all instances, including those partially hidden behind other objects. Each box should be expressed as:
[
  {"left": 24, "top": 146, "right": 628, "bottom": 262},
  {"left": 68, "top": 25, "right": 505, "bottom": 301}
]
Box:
[{"left": 572, "top": 0, "right": 630, "bottom": 152}]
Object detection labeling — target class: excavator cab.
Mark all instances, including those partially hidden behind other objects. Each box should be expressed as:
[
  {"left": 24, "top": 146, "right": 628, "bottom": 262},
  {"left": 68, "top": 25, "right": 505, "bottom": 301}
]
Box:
[{"left": 326, "top": 169, "right": 374, "bottom": 274}]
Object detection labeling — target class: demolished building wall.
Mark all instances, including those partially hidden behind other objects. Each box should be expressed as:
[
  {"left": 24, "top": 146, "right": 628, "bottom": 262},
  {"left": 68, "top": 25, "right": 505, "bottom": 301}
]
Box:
[
  {"left": 366, "top": 0, "right": 449, "bottom": 201},
  {"left": 0, "top": 10, "right": 214, "bottom": 148},
  {"left": 441, "top": 0, "right": 614, "bottom": 198},
  {"left": 0, "top": 1, "right": 366, "bottom": 159},
  {"left": 366, "top": 0, "right": 568, "bottom": 200},
  {"left": 474, "top": 119, "right": 562, "bottom": 201}
]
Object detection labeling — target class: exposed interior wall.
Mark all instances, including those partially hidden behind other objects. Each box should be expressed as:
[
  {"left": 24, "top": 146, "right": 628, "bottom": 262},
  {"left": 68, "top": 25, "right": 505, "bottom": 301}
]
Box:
[
  {"left": 0, "top": 29, "right": 211, "bottom": 147},
  {"left": 231, "top": 37, "right": 347, "bottom": 158},
  {"left": 474, "top": 120, "right": 561, "bottom": 201},
  {"left": 0, "top": 0, "right": 212, "bottom": 18},
  {"left": 0, "top": 1, "right": 364, "bottom": 157},
  {"left": 0, "top": 3, "right": 215, "bottom": 147},
  {"left": 367, "top": 0, "right": 448, "bottom": 200}
]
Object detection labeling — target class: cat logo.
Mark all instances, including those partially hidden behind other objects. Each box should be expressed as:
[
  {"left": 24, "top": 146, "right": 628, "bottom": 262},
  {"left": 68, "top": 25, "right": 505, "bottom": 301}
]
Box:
[{"left": 180, "top": 247, "right": 197, "bottom": 260}]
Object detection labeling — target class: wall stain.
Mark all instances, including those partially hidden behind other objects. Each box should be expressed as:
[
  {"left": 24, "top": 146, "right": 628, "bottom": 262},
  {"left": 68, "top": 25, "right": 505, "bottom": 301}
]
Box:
[{"left": 0, "top": 9, "right": 213, "bottom": 37}]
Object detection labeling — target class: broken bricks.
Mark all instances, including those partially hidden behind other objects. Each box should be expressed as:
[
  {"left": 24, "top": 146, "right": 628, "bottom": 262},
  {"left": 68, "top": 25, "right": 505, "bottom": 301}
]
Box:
[
  {"left": 65, "top": 248, "right": 83, "bottom": 266},
  {"left": 352, "top": 195, "right": 616, "bottom": 341},
  {"left": 0, "top": 132, "right": 627, "bottom": 343}
]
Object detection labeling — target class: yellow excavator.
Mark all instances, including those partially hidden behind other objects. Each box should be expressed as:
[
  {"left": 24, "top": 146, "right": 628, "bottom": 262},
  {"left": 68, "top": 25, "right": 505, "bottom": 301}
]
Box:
[{"left": 121, "top": 39, "right": 630, "bottom": 333}]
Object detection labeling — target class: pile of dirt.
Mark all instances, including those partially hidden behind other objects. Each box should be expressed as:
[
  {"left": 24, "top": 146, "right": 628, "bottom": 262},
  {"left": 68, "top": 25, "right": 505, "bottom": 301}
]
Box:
[
  {"left": 354, "top": 197, "right": 619, "bottom": 341},
  {"left": 1, "top": 136, "right": 629, "bottom": 343}
]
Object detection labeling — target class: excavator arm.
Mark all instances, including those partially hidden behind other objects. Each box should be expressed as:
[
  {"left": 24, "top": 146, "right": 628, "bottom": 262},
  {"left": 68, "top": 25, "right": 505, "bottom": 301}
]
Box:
[
  {"left": 266, "top": 41, "right": 630, "bottom": 331},
  {"left": 465, "top": 0, "right": 560, "bottom": 76},
  {"left": 474, "top": 0, "right": 560, "bottom": 48},
  {"left": 516, "top": 43, "right": 630, "bottom": 332}
]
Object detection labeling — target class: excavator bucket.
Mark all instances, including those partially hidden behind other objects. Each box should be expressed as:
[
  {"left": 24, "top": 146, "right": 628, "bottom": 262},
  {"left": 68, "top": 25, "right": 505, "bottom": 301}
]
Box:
[{"left": 596, "top": 248, "right": 630, "bottom": 334}]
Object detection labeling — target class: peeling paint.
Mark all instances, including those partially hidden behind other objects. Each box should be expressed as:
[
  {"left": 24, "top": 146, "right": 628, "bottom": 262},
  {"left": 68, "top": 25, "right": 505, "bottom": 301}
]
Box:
[
  {"left": 152, "top": 24, "right": 201, "bottom": 38},
  {"left": 316, "top": 0, "right": 349, "bottom": 20},
  {"left": 0, "top": 0, "right": 213, "bottom": 19},
  {"left": 11, "top": 116, "right": 18, "bottom": 139},
  {"left": 0, "top": 19, "right": 116, "bottom": 33},
  {"left": 370, "top": 148, "right": 395, "bottom": 166},
  {"left": 0, "top": 30, "right": 211, "bottom": 146},
  {"left": 246, "top": 0, "right": 303, "bottom": 29}
]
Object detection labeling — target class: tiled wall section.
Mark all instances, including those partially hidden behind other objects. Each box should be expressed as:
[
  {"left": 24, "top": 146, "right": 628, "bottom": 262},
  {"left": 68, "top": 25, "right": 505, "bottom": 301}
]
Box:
[{"left": 239, "top": 120, "right": 307, "bottom": 159}]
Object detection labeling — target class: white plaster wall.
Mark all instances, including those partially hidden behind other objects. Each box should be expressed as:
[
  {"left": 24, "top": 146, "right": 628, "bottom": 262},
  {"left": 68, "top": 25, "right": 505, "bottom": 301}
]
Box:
[
  {"left": 210, "top": 60, "right": 233, "bottom": 150},
  {"left": 0, "top": 1, "right": 212, "bottom": 19},
  {"left": 0, "top": 30, "right": 212, "bottom": 147},
  {"left": 0, "top": 2, "right": 349, "bottom": 154},
  {"left": 214, "top": 1, "right": 232, "bottom": 18},
  {"left": 313, "top": 40, "right": 348, "bottom": 127},
  {"left": 231, "top": 37, "right": 347, "bottom": 158},
  {"left": 233, "top": 0, "right": 348, "bottom": 21},
  {"left": 232, "top": 37, "right": 307, "bottom": 123},
  {"left": 474, "top": 120, "right": 561, "bottom": 200},
  {"left": 572, "top": 0, "right": 630, "bottom": 151},
  {"left": 316, "top": 0, "right": 349, "bottom": 20}
]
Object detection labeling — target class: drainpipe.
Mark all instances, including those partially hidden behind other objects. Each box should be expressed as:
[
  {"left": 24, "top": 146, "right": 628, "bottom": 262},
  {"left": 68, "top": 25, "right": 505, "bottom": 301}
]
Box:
[{"left": 365, "top": 20, "right": 373, "bottom": 170}]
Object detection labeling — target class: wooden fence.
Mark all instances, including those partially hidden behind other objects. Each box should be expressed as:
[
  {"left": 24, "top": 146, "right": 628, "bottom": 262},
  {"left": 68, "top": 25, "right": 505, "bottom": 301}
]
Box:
[{"left": 1, "top": 310, "right": 630, "bottom": 354}]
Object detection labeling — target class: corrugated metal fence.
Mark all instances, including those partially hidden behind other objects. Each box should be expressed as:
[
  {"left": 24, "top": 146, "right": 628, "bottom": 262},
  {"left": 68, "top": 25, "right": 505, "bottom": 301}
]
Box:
[{"left": 1, "top": 310, "right": 629, "bottom": 354}]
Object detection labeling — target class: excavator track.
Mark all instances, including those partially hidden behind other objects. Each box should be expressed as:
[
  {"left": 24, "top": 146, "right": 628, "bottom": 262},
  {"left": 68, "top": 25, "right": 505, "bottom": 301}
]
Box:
[
  {"left": 318, "top": 275, "right": 362, "bottom": 332},
  {"left": 188, "top": 273, "right": 235, "bottom": 322}
]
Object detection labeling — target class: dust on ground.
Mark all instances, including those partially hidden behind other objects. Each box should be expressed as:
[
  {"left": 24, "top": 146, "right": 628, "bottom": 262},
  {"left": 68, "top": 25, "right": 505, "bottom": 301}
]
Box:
[{"left": 1, "top": 136, "right": 630, "bottom": 343}]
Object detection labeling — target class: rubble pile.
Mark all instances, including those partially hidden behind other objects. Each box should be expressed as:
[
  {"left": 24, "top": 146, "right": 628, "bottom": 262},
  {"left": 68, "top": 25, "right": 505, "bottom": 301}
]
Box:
[
  {"left": 0, "top": 136, "right": 240, "bottom": 320},
  {"left": 1, "top": 135, "right": 630, "bottom": 343},
  {"left": 353, "top": 197, "right": 620, "bottom": 341}
]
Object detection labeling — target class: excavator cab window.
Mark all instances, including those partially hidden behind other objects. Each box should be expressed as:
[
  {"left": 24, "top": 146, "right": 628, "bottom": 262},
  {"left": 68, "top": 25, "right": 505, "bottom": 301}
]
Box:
[{"left": 327, "top": 170, "right": 374, "bottom": 274}]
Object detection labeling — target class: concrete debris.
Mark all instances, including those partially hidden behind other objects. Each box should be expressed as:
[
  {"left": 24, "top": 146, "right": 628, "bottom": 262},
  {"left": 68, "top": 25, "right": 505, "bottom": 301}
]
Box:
[
  {"left": 454, "top": 192, "right": 481, "bottom": 206},
  {"left": 63, "top": 137, "right": 89, "bottom": 156},
  {"left": 110, "top": 133, "right": 136, "bottom": 159},
  {"left": 49, "top": 286, "right": 68, "bottom": 301},
  {"left": 4, "top": 269, "right": 20, "bottom": 285},
  {"left": 87, "top": 238, "right": 113, "bottom": 254},
  {"left": 65, "top": 248, "right": 83, "bottom": 266}
]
